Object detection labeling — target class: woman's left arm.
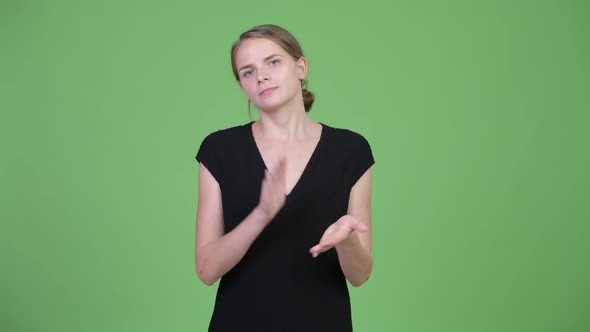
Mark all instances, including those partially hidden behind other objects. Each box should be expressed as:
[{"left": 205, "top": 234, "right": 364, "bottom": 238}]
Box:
[{"left": 309, "top": 168, "right": 373, "bottom": 287}]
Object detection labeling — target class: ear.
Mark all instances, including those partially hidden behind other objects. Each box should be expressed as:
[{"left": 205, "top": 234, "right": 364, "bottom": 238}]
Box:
[{"left": 297, "top": 56, "right": 308, "bottom": 80}]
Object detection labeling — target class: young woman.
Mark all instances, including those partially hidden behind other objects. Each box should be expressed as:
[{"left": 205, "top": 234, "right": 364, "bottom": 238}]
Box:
[{"left": 195, "top": 24, "right": 375, "bottom": 331}]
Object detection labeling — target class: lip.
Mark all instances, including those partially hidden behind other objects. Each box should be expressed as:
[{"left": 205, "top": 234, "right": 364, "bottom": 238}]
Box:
[{"left": 259, "top": 87, "right": 278, "bottom": 96}]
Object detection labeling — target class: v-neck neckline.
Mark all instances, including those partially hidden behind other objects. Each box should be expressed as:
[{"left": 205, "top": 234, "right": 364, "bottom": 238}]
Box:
[{"left": 248, "top": 120, "right": 325, "bottom": 197}]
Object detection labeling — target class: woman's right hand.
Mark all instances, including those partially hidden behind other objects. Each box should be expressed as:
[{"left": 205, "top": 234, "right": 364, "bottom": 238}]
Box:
[{"left": 256, "top": 157, "right": 287, "bottom": 223}]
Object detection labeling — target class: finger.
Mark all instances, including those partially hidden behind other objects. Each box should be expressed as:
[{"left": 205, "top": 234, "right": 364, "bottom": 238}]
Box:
[
  {"left": 310, "top": 247, "right": 323, "bottom": 258},
  {"left": 309, "top": 249, "right": 318, "bottom": 257},
  {"left": 318, "top": 236, "right": 338, "bottom": 248},
  {"left": 309, "top": 244, "right": 323, "bottom": 254},
  {"left": 310, "top": 244, "right": 332, "bottom": 257},
  {"left": 309, "top": 245, "right": 321, "bottom": 257}
]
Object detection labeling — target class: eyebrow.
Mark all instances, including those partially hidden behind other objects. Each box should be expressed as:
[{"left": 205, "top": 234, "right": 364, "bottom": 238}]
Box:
[{"left": 238, "top": 54, "right": 283, "bottom": 72}]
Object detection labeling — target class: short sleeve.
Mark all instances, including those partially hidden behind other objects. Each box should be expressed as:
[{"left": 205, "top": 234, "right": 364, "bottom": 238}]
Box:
[
  {"left": 195, "top": 133, "right": 223, "bottom": 184},
  {"left": 348, "top": 133, "right": 375, "bottom": 190}
]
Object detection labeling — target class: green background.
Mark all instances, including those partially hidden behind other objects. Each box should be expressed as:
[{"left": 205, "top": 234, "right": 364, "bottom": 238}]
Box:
[{"left": 2, "top": 0, "right": 589, "bottom": 331}]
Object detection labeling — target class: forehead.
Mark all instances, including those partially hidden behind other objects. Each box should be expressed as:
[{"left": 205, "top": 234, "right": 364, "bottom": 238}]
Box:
[{"left": 235, "top": 38, "right": 287, "bottom": 65}]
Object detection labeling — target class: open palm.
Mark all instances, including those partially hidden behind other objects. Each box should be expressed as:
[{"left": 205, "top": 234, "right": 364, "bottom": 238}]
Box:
[{"left": 309, "top": 215, "right": 368, "bottom": 257}]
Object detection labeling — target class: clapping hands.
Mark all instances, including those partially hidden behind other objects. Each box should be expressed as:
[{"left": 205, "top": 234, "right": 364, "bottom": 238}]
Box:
[
  {"left": 257, "top": 157, "right": 287, "bottom": 222},
  {"left": 257, "top": 158, "right": 368, "bottom": 258}
]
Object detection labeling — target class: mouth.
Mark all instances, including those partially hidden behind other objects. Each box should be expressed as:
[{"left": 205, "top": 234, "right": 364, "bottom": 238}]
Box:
[{"left": 259, "top": 87, "right": 278, "bottom": 96}]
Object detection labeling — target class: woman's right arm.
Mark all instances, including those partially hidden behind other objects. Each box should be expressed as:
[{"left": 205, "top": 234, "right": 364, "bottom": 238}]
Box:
[{"left": 195, "top": 159, "right": 286, "bottom": 285}]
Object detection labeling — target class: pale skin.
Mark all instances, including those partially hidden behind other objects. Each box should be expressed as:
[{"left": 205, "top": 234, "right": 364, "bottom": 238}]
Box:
[{"left": 195, "top": 37, "right": 373, "bottom": 287}]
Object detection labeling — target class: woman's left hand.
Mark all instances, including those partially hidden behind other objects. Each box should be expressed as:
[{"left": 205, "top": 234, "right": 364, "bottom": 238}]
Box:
[{"left": 309, "top": 215, "right": 368, "bottom": 258}]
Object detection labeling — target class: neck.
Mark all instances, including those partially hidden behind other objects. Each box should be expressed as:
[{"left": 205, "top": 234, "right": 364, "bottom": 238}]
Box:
[{"left": 255, "top": 91, "right": 314, "bottom": 142}]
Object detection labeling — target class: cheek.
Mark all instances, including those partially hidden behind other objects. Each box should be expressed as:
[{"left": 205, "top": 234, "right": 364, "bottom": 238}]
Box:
[{"left": 240, "top": 81, "right": 256, "bottom": 97}]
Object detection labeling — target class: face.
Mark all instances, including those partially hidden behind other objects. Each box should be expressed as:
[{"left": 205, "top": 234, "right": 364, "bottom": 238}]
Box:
[{"left": 234, "top": 38, "right": 307, "bottom": 112}]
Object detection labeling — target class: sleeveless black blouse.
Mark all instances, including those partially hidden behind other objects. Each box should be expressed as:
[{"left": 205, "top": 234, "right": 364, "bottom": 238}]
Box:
[{"left": 195, "top": 121, "right": 375, "bottom": 331}]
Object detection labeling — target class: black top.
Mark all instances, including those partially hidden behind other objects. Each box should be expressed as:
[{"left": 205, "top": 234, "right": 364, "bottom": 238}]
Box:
[{"left": 195, "top": 121, "right": 375, "bottom": 332}]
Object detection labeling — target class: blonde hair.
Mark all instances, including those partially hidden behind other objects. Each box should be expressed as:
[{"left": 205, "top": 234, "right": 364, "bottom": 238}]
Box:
[{"left": 230, "top": 24, "right": 315, "bottom": 118}]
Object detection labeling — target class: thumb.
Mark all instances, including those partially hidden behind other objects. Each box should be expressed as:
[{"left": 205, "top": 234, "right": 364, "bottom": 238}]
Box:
[{"left": 350, "top": 220, "right": 368, "bottom": 232}]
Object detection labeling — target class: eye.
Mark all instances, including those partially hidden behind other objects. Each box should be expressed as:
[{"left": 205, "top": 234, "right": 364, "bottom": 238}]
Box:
[
  {"left": 270, "top": 59, "right": 280, "bottom": 65},
  {"left": 242, "top": 70, "right": 253, "bottom": 78}
]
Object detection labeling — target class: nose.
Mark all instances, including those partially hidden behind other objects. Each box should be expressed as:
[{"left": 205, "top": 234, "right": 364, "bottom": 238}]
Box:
[{"left": 257, "top": 70, "right": 270, "bottom": 83}]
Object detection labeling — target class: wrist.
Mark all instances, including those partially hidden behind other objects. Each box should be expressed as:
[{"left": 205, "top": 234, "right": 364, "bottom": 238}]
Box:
[{"left": 252, "top": 205, "right": 273, "bottom": 225}]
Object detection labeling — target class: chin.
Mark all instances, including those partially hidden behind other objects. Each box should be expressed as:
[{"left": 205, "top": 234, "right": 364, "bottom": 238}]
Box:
[
  {"left": 257, "top": 104, "right": 282, "bottom": 113},
  {"left": 256, "top": 94, "right": 298, "bottom": 112},
  {"left": 255, "top": 99, "right": 285, "bottom": 112}
]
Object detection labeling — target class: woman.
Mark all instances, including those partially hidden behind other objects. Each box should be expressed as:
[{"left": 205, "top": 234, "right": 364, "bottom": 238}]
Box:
[{"left": 195, "top": 24, "right": 375, "bottom": 331}]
